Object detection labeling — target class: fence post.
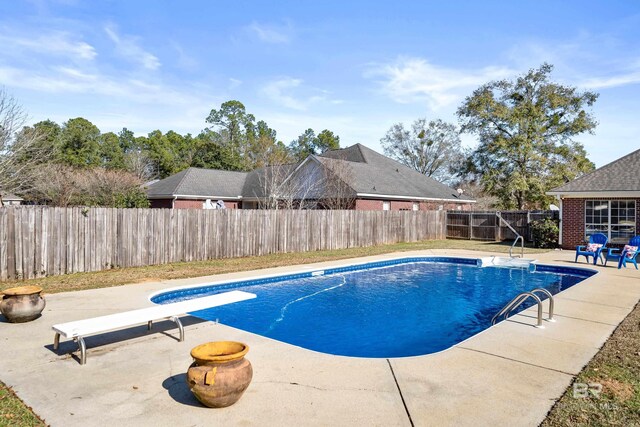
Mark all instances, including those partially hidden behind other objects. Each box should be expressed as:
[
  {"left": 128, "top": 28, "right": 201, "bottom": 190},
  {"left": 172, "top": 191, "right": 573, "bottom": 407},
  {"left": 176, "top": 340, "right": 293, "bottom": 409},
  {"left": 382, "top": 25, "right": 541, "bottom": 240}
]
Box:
[
  {"left": 468, "top": 212, "right": 473, "bottom": 240},
  {"left": 6, "top": 208, "right": 16, "bottom": 280}
]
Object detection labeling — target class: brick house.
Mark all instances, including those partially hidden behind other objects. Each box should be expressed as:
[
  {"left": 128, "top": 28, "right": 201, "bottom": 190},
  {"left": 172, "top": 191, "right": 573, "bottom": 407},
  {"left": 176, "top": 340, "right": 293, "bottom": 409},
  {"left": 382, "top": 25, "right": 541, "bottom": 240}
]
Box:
[
  {"left": 147, "top": 168, "right": 246, "bottom": 209},
  {"left": 147, "top": 144, "right": 475, "bottom": 211},
  {"left": 547, "top": 148, "right": 640, "bottom": 249}
]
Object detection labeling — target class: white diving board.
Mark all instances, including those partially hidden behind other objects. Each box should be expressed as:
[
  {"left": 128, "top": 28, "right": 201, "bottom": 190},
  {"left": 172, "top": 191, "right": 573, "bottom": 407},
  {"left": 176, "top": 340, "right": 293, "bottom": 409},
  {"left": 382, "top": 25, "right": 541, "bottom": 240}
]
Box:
[{"left": 52, "top": 290, "right": 256, "bottom": 365}]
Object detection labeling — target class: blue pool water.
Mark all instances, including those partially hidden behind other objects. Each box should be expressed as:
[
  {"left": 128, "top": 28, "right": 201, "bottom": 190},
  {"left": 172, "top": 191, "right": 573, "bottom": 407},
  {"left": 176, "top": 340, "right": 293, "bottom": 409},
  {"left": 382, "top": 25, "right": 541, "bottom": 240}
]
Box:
[{"left": 151, "top": 258, "right": 595, "bottom": 358}]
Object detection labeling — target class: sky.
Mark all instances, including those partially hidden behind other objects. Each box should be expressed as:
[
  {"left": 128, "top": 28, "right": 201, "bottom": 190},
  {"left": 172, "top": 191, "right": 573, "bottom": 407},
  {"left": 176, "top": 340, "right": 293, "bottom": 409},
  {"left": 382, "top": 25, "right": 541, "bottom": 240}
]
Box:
[{"left": 1, "top": 0, "right": 640, "bottom": 167}]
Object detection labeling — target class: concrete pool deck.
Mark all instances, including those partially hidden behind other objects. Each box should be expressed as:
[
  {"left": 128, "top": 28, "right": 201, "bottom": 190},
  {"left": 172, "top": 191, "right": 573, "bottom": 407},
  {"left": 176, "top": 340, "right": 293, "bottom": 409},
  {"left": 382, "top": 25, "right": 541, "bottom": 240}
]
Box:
[{"left": 1, "top": 249, "right": 638, "bottom": 426}]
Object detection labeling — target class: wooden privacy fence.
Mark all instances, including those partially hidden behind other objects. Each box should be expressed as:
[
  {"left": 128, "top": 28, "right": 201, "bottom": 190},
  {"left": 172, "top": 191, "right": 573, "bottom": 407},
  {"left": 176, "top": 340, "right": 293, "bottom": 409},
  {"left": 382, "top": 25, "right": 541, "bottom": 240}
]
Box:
[
  {"left": 0, "top": 207, "right": 446, "bottom": 281},
  {"left": 446, "top": 210, "right": 558, "bottom": 241}
]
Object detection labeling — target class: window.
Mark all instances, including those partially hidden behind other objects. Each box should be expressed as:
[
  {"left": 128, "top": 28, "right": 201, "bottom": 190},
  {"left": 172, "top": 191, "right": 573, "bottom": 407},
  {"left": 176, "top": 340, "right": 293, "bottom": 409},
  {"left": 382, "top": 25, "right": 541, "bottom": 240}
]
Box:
[
  {"left": 585, "top": 200, "right": 636, "bottom": 244},
  {"left": 412, "top": 202, "right": 419, "bottom": 211},
  {"left": 382, "top": 201, "right": 390, "bottom": 211}
]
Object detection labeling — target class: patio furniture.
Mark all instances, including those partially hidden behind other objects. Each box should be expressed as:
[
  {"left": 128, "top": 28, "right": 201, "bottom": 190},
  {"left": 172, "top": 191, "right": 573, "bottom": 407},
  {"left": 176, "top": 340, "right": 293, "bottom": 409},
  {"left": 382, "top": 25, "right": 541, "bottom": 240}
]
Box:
[
  {"left": 575, "top": 233, "right": 608, "bottom": 265},
  {"left": 52, "top": 290, "right": 256, "bottom": 365},
  {"left": 604, "top": 236, "right": 640, "bottom": 270}
]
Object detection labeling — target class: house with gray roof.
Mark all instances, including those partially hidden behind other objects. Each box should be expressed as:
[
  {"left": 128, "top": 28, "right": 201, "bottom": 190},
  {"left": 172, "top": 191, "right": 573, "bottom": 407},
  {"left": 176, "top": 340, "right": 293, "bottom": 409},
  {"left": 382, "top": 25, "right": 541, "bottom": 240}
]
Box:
[
  {"left": 146, "top": 144, "right": 475, "bottom": 211},
  {"left": 547, "top": 147, "right": 640, "bottom": 249},
  {"left": 147, "top": 168, "right": 247, "bottom": 209}
]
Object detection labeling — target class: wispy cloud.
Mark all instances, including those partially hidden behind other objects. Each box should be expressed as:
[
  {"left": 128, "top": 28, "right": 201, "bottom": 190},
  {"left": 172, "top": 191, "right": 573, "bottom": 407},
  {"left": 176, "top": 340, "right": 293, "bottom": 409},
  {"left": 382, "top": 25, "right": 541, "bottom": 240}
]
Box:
[
  {"left": 580, "top": 68, "right": 640, "bottom": 89},
  {"left": 366, "top": 57, "right": 514, "bottom": 109},
  {"left": 169, "top": 40, "right": 198, "bottom": 71},
  {"left": 261, "top": 77, "right": 335, "bottom": 111},
  {"left": 246, "top": 21, "right": 292, "bottom": 44},
  {"left": 0, "top": 64, "right": 205, "bottom": 106},
  {"left": 104, "top": 24, "right": 160, "bottom": 70},
  {"left": 506, "top": 35, "right": 640, "bottom": 90},
  {"left": 0, "top": 30, "right": 96, "bottom": 61},
  {"left": 262, "top": 77, "right": 305, "bottom": 109}
]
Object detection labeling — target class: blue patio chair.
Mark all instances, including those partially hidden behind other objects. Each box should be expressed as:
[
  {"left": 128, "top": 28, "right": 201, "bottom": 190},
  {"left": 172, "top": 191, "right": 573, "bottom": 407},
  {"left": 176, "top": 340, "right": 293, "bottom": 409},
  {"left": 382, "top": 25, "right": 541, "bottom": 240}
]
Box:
[
  {"left": 604, "top": 236, "right": 640, "bottom": 270},
  {"left": 575, "top": 233, "right": 608, "bottom": 265}
]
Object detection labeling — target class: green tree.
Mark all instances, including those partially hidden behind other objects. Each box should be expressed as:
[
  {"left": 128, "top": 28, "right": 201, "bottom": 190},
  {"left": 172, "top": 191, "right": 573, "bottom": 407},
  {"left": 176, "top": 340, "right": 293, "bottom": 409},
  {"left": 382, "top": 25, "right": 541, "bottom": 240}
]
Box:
[
  {"left": 99, "top": 132, "right": 126, "bottom": 170},
  {"left": 190, "top": 130, "right": 230, "bottom": 170},
  {"left": 58, "top": 117, "right": 102, "bottom": 167},
  {"left": 289, "top": 128, "right": 341, "bottom": 161},
  {"left": 289, "top": 128, "right": 316, "bottom": 161},
  {"left": 143, "top": 130, "right": 179, "bottom": 178},
  {"left": 118, "top": 127, "right": 137, "bottom": 153},
  {"left": 315, "top": 129, "right": 340, "bottom": 153},
  {"left": 380, "top": 119, "right": 463, "bottom": 184},
  {"left": 205, "top": 100, "right": 257, "bottom": 170},
  {"left": 457, "top": 63, "right": 597, "bottom": 209}
]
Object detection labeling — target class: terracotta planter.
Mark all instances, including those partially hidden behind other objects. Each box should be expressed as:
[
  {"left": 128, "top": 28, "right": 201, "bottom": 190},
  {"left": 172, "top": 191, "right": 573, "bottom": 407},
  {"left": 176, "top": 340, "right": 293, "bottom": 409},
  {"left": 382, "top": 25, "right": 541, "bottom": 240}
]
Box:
[
  {"left": 0, "top": 286, "right": 46, "bottom": 323},
  {"left": 186, "top": 341, "right": 252, "bottom": 408}
]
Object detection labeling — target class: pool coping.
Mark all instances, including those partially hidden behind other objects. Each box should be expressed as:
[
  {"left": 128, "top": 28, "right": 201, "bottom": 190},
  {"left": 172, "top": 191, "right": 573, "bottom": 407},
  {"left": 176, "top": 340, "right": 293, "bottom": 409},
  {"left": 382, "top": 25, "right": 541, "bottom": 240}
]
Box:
[
  {"left": 148, "top": 255, "right": 600, "bottom": 359},
  {"left": 0, "top": 248, "right": 638, "bottom": 426}
]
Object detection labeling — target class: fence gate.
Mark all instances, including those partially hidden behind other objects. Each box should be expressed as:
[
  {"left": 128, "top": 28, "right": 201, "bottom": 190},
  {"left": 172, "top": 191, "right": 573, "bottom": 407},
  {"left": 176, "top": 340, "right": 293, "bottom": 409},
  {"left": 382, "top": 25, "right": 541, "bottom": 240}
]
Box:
[{"left": 446, "top": 210, "right": 558, "bottom": 242}]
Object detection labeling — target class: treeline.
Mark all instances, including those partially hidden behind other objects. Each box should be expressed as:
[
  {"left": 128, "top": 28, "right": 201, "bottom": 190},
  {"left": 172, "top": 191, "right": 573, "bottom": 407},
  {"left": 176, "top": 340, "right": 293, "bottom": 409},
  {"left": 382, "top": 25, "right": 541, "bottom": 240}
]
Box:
[{"left": 8, "top": 100, "right": 340, "bottom": 207}]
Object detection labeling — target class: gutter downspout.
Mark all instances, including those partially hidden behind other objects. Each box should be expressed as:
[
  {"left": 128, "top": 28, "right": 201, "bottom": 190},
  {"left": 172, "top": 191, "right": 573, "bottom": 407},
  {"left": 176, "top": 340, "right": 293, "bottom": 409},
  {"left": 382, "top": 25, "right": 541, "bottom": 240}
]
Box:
[
  {"left": 172, "top": 196, "right": 177, "bottom": 209},
  {"left": 557, "top": 195, "right": 563, "bottom": 247}
]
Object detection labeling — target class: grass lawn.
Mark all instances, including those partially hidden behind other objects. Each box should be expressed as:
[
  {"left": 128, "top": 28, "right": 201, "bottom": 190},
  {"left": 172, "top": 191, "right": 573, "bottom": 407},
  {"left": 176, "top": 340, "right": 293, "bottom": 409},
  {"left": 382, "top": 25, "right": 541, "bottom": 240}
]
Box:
[
  {"left": 542, "top": 300, "right": 640, "bottom": 427},
  {"left": 0, "top": 382, "right": 45, "bottom": 426},
  {"left": 0, "top": 238, "right": 637, "bottom": 426}
]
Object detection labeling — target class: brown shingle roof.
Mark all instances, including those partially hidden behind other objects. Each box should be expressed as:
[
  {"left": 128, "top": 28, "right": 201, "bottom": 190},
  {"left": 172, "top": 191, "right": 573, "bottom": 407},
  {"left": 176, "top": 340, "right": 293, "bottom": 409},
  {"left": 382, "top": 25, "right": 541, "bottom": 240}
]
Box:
[{"left": 548, "top": 148, "right": 640, "bottom": 194}]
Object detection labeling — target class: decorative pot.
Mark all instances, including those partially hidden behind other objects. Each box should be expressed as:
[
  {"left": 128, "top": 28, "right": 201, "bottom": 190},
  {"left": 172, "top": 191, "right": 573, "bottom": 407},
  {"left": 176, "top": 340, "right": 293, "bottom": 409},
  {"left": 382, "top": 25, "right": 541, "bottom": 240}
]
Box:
[
  {"left": 186, "top": 341, "right": 253, "bottom": 408},
  {"left": 0, "top": 286, "right": 46, "bottom": 323}
]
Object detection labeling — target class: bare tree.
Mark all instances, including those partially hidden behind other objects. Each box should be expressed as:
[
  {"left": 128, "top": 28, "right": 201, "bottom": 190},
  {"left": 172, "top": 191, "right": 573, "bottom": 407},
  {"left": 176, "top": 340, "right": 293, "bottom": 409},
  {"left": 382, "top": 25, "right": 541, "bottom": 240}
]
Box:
[
  {"left": 253, "top": 164, "right": 291, "bottom": 209},
  {"left": 0, "top": 89, "right": 49, "bottom": 205},
  {"left": 380, "top": 118, "right": 463, "bottom": 185},
  {"left": 124, "top": 150, "right": 154, "bottom": 181},
  {"left": 252, "top": 152, "right": 357, "bottom": 210},
  {"left": 254, "top": 162, "right": 322, "bottom": 210},
  {"left": 316, "top": 157, "right": 356, "bottom": 210},
  {"left": 31, "top": 164, "right": 79, "bottom": 206},
  {"left": 254, "top": 153, "right": 341, "bottom": 210}
]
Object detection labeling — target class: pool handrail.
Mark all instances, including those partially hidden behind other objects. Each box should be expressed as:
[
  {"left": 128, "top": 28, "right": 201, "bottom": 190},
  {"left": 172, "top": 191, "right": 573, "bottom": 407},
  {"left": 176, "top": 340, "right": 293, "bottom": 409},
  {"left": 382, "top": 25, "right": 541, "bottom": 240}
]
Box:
[
  {"left": 527, "top": 288, "right": 554, "bottom": 321},
  {"left": 496, "top": 211, "right": 524, "bottom": 258},
  {"left": 491, "top": 291, "right": 544, "bottom": 328}
]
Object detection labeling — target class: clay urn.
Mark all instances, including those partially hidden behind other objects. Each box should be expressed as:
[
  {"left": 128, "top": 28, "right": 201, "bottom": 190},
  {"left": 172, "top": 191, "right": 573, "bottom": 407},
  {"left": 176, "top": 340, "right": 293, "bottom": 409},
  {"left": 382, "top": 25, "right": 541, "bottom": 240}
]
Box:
[
  {"left": 186, "top": 341, "right": 253, "bottom": 408},
  {"left": 0, "top": 286, "right": 46, "bottom": 323}
]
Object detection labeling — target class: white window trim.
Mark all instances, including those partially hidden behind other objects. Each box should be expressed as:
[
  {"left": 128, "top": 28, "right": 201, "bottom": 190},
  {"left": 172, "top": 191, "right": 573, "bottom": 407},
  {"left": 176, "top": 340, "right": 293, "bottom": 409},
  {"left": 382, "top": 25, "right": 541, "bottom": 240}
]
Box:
[{"left": 585, "top": 199, "right": 637, "bottom": 243}]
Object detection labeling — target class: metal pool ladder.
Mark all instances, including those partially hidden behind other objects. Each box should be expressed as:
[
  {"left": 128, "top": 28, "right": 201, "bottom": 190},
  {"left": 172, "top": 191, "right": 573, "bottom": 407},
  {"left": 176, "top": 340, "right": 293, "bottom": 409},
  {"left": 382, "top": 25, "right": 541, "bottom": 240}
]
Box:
[
  {"left": 491, "top": 288, "right": 555, "bottom": 328},
  {"left": 496, "top": 211, "right": 524, "bottom": 258}
]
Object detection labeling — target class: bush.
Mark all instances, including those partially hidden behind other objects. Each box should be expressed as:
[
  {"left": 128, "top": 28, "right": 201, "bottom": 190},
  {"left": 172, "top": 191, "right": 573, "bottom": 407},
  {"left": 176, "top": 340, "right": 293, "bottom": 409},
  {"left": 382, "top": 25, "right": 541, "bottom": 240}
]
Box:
[
  {"left": 530, "top": 218, "right": 559, "bottom": 248},
  {"left": 30, "top": 165, "right": 150, "bottom": 207}
]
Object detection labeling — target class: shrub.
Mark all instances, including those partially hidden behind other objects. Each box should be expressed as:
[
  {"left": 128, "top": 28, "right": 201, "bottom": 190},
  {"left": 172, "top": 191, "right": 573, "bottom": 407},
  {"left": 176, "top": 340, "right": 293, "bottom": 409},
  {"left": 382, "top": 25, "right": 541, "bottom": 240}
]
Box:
[
  {"left": 30, "top": 165, "right": 149, "bottom": 207},
  {"left": 530, "top": 218, "right": 559, "bottom": 248}
]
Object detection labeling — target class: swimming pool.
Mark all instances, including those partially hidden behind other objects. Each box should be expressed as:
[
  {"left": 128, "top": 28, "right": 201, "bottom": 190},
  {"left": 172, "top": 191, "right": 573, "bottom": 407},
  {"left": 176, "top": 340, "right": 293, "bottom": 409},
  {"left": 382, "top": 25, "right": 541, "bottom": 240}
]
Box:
[{"left": 151, "top": 257, "right": 596, "bottom": 358}]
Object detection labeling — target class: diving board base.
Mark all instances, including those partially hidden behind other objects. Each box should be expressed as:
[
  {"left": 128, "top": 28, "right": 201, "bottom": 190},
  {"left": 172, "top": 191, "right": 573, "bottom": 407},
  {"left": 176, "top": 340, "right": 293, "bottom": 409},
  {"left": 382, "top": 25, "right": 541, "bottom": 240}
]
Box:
[{"left": 51, "top": 291, "right": 256, "bottom": 365}]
